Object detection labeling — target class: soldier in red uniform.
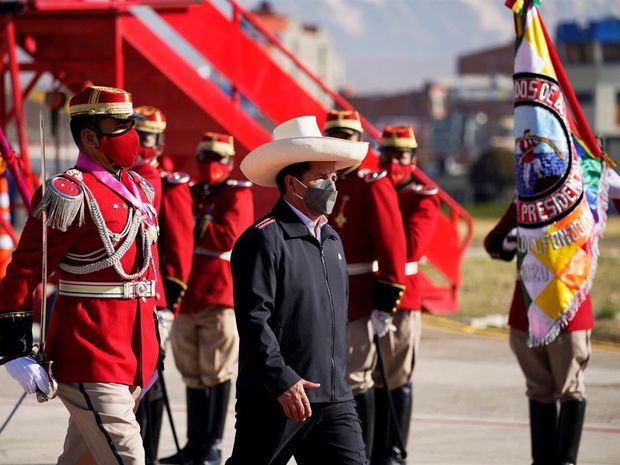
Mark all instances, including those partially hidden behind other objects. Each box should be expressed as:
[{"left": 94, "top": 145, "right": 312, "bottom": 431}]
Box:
[
  {"left": 160, "top": 132, "right": 253, "bottom": 465},
  {"left": 484, "top": 174, "right": 620, "bottom": 465},
  {"left": 0, "top": 86, "right": 160, "bottom": 464},
  {"left": 131, "top": 105, "right": 194, "bottom": 464},
  {"left": 132, "top": 105, "right": 194, "bottom": 311},
  {"left": 324, "top": 110, "right": 407, "bottom": 462},
  {"left": 375, "top": 125, "right": 440, "bottom": 465}
]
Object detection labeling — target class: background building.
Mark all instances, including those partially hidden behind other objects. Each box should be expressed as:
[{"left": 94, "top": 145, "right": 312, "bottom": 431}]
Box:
[{"left": 556, "top": 18, "right": 620, "bottom": 157}]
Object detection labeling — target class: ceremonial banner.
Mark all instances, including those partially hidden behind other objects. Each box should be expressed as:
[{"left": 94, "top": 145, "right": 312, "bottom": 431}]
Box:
[{"left": 506, "top": 0, "right": 612, "bottom": 345}]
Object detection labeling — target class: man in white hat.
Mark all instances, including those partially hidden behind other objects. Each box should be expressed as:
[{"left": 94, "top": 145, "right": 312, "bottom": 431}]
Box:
[{"left": 226, "top": 116, "right": 369, "bottom": 465}]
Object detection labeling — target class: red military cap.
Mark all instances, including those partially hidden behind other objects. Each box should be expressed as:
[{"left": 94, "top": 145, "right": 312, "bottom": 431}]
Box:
[
  {"left": 379, "top": 125, "right": 418, "bottom": 150},
  {"left": 68, "top": 85, "right": 141, "bottom": 120},
  {"left": 323, "top": 109, "right": 363, "bottom": 135},
  {"left": 197, "top": 132, "right": 235, "bottom": 157},
  {"left": 134, "top": 106, "right": 167, "bottom": 134}
]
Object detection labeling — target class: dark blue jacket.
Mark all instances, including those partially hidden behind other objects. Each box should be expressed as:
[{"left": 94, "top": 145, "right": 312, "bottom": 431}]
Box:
[{"left": 231, "top": 198, "right": 353, "bottom": 404}]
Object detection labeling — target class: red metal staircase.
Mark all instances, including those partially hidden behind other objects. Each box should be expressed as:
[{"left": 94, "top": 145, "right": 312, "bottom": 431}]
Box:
[{"left": 0, "top": 0, "right": 472, "bottom": 313}]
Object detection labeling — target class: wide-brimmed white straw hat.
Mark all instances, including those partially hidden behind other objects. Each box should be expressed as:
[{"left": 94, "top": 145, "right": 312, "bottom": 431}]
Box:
[{"left": 241, "top": 115, "right": 368, "bottom": 187}]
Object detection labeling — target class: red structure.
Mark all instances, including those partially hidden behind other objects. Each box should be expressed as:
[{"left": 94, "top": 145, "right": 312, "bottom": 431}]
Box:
[{"left": 0, "top": 0, "right": 472, "bottom": 313}]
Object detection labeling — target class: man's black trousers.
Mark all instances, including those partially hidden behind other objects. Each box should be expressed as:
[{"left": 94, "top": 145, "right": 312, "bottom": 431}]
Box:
[{"left": 225, "top": 398, "right": 367, "bottom": 465}]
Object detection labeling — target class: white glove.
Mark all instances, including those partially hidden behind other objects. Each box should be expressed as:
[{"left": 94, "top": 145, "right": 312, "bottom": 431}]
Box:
[
  {"left": 371, "top": 309, "right": 396, "bottom": 338},
  {"left": 502, "top": 228, "right": 518, "bottom": 253},
  {"left": 5, "top": 356, "right": 51, "bottom": 395},
  {"left": 607, "top": 169, "right": 620, "bottom": 200},
  {"left": 156, "top": 308, "right": 175, "bottom": 350}
]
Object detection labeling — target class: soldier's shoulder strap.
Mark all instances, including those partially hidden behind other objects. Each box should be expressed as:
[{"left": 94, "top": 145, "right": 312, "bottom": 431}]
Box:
[
  {"left": 226, "top": 178, "right": 253, "bottom": 188},
  {"left": 165, "top": 171, "right": 191, "bottom": 185},
  {"left": 32, "top": 168, "right": 86, "bottom": 232},
  {"left": 254, "top": 215, "right": 276, "bottom": 230},
  {"left": 361, "top": 169, "right": 388, "bottom": 183}
]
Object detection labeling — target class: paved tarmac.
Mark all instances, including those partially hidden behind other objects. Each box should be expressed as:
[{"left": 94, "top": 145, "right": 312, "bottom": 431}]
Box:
[{"left": 0, "top": 325, "right": 618, "bottom": 465}]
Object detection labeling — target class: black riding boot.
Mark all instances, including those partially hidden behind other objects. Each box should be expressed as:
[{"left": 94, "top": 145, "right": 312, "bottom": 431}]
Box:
[
  {"left": 371, "top": 383, "right": 411, "bottom": 465},
  {"left": 556, "top": 399, "right": 586, "bottom": 465},
  {"left": 200, "top": 380, "right": 232, "bottom": 465},
  {"left": 160, "top": 387, "right": 210, "bottom": 464},
  {"left": 354, "top": 389, "right": 376, "bottom": 460},
  {"left": 529, "top": 400, "right": 557, "bottom": 465},
  {"left": 136, "top": 378, "right": 165, "bottom": 465}
]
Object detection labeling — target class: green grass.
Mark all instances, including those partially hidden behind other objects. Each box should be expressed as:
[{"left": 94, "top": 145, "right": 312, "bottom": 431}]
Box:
[
  {"left": 452, "top": 213, "right": 620, "bottom": 344},
  {"left": 464, "top": 202, "right": 512, "bottom": 219}
]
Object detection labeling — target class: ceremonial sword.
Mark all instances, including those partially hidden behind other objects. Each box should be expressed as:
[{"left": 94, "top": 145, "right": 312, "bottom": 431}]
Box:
[
  {"left": 36, "top": 110, "right": 58, "bottom": 403},
  {"left": 0, "top": 392, "right": 26, "bottom": 435},
  {"left": 0, "top": 111, "right": 56, "bottom": 436}
]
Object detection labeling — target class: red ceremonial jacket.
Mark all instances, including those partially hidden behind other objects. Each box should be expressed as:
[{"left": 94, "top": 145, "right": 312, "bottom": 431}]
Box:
[
  {"left": 135, "top": 162, "right": 194, "bottom": 310},
  {"left": 134, "top": 162, "right": 166, "bottom": 308},
  {"left": 159, "top": 171, "right": 194, "bottom": 304},
  {"left": 179, "top": 179, "right": 254, "bottom": 313},
  {"left": 332, "top": 169, "right": 407, "bottom": 321},
  {"left": 0, "top": 165, "right": 159, "bottom": 386},
  {"left": 396, "top": 178, "right": 440, "bottom": 311},
  {"left": 484, "top": 201, "right": 593, "bottom": 332}
]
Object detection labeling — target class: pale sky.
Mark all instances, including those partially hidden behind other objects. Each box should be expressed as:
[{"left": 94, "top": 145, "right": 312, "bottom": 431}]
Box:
[{"left": 237, "top": 0, "right": 620, "bottom": 94}]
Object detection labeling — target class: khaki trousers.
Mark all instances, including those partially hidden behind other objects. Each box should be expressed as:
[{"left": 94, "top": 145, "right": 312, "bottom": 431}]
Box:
[
  {"left": 509, "top": 328, "right": 591, "bottom": 403},
  {"left": 56, "top": 382, "right": 144, "bottom": 465},
  {"left": 347, "top": 311, "right": 421, "bottom": 394},
  {"left": 171, "top": 306, "right": 239, "bottom": 388}
]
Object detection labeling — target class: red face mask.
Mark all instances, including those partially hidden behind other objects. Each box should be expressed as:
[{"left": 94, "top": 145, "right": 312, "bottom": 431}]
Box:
[
  {"left": 381, "top": 160, "right": 412, "bottom": 186},
  {"left": 199, "top": 161, "right": 231, "bottom": 185},
  {"left": 99, "top": 128, "right": 140, "bottom": 168},
  {"left": 134, "top": 146, "right": 157, "bottom": 167}
]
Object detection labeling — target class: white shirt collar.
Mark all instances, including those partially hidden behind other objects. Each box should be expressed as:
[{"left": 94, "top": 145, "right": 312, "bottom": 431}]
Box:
[{"left": 284, "top": 200, "right": 328, "bottom": 240}]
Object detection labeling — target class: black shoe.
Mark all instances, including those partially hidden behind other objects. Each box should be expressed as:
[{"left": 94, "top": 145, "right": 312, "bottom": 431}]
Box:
[
  {"left": 375, "top": 458, "right": 405, "bottom": 465},
  {"left": 529, "top": 400, "right": 557, "bottom": 465},
  {"left": 371, "top": 383, "right": 411, "bottom": 465},
  {"left": 354, "top": 389, "right": 376, "bottom": 460},
  {"left": 185, "top": 444, "right": 221, "bottom": 465},
  {"left": 158, "top": 444, "right": 192, "bottom": 465},
  {"left": 159, "top": 387, "right": 211, "bottom": 465},
  {"left": 556, "top": 399, "right": 586, "bottom": 465},
  {"left": 202, "top": 444, "right": 222, "bottom": 465}
]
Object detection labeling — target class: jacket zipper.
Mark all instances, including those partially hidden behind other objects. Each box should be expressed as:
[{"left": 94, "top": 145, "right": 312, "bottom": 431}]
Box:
[{"left": 320, "top": 244, "right": 337, "bottom": 402}]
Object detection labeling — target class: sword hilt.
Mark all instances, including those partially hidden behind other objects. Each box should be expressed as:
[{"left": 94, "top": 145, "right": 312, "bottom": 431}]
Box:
[{"left": 32, "top": 345, "right": 58, "bottom": 403}]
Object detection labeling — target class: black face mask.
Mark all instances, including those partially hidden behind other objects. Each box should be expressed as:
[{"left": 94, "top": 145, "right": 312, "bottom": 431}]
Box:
[{"left": 294, "top": 177, "right": 338, "bottom": 216}]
